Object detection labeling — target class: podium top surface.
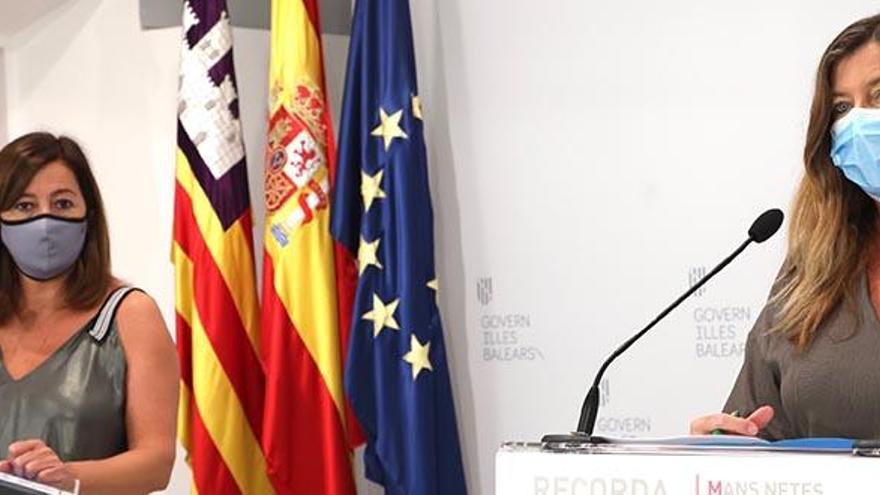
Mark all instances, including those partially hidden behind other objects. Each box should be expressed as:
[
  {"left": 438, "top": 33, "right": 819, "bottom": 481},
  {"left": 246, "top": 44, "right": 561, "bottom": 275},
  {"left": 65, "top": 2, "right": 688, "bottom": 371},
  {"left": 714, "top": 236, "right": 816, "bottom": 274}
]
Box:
[
  {"left": 0, "top": 472, "right": 75, "bottom": 495},
  {"left": 504, "top": 434, "right": 876, "bottom": 456},
  {"left": 496, "top": 441, "right": 880, "bottom": 495}
]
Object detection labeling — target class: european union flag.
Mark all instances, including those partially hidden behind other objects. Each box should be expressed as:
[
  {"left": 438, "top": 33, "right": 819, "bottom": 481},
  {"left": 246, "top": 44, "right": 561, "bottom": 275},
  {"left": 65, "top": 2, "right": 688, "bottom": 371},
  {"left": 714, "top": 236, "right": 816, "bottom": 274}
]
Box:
[{"left": 330, "top": 0, "right": 468, "bottom": 494}]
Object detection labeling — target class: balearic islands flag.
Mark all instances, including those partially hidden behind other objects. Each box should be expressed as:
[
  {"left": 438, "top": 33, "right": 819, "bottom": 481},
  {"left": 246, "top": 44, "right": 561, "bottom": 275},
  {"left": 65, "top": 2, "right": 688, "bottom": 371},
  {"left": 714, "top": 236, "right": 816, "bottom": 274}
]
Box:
[
  {"left": 331, "top": 0, "right": 469, "bottom": 493},
  {"left": 173, "top": 1, "right": 273, "bottom": 493},
  {"left": 260, "top": 0, "right": 358, "bottom": 493}
]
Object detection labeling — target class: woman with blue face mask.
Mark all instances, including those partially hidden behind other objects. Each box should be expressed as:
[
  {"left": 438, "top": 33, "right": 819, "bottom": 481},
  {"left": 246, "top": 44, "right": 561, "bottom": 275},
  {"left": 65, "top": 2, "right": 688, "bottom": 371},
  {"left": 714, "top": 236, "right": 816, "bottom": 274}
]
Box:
[
  {"left": 0, "top": 132, "right": 179, "bottom": 493},
  {"left": 690, "top": 13, "right": 880, "bottom": 439}
]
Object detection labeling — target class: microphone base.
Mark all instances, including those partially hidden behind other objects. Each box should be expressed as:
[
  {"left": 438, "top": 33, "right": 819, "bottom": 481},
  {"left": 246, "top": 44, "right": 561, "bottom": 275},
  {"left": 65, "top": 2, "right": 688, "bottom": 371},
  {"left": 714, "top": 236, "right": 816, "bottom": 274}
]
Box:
[{"left": 541, "top": 433, "right": 610, "bottom": 445}]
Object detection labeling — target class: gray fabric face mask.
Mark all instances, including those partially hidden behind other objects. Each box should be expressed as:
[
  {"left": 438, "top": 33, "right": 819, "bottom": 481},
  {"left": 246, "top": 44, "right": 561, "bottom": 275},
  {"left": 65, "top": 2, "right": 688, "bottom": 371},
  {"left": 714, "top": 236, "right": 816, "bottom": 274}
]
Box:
[{"left": 1, "top": 215, "right": 87, "bottom": 281}]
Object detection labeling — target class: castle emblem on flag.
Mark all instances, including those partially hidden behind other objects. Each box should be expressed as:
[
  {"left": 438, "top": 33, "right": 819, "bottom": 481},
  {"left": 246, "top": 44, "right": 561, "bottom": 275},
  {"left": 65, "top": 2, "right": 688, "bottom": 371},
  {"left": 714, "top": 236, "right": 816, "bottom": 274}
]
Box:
[{"left": 174, "top": 1, "right": 274, "bottom": 493}]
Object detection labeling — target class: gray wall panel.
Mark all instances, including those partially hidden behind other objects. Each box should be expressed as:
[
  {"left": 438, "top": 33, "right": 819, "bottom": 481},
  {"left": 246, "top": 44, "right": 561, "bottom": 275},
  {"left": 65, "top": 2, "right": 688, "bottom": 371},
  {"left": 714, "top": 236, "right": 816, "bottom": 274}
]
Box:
[{"left": 140, "top": 0, "right": 350, "bottom": 35}]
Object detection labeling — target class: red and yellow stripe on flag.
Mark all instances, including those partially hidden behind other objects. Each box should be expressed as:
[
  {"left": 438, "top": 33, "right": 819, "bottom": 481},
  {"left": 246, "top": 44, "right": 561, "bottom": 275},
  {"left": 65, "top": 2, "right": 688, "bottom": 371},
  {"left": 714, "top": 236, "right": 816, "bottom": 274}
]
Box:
[
  {"left": 260, "top": 0, "right": 358, "bottom": 493},
  {"left": 173, "top": 1, "right": 273, "bottom": 494}
]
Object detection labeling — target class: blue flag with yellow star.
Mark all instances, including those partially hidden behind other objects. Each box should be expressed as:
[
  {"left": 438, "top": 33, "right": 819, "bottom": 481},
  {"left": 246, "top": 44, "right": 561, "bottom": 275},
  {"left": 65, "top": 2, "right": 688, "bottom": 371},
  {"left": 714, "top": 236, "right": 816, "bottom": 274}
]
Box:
[{"left": 330, "top": 0, "right": 468, "bottom": 494}]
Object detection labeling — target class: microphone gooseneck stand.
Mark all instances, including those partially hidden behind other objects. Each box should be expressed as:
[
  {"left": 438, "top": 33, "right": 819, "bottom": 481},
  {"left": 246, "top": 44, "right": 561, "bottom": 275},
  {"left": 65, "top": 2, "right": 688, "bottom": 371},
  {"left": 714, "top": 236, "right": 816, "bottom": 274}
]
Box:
[{"left": 542, "top": 208, "right": 783, "bottom": 444}]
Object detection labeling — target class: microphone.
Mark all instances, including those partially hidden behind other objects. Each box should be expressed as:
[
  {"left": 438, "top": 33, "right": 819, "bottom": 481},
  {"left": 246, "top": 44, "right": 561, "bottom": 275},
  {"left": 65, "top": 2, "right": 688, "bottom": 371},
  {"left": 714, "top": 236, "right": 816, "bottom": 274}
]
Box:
[
  {"left": 542, "top": 208, "right": 784, "bottom": 445},
  {"left": 748, "top": 209, "right": 784, "bottom": 243}
]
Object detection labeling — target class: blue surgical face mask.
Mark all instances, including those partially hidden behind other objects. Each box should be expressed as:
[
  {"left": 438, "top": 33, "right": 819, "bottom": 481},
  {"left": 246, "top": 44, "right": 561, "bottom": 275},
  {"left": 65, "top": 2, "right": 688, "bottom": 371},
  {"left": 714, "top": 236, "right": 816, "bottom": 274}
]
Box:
[
  {"left": 0, "top": 215, "right": 87, "bottom": 281},
  {"left": 830, "top": 107, "right": 880, "bottom": 200}
]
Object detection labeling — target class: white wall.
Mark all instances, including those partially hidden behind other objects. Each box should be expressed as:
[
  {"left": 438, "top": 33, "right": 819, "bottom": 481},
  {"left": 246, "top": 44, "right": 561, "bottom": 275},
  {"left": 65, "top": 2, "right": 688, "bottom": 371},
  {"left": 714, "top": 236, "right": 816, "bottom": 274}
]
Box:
[{"left": 4, "top": 1, "right": 880, "bottom": 495}]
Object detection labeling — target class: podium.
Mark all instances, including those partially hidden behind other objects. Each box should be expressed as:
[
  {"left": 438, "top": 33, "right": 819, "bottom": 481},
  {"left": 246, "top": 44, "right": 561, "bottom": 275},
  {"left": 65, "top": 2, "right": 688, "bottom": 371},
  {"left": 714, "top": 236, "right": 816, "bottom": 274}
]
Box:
[
  {"left": 496, "top": 441, "right": 878, "bottom": 494},
  {"left": 0, "top": 473, "right": 75, "bottom": 495}
]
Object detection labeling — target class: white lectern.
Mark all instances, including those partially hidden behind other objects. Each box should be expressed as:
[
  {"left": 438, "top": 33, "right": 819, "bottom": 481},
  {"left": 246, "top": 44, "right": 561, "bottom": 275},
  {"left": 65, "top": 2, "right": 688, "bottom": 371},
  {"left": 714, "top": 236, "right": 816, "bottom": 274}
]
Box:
[
  {"left": 0, "top": 472, "right": 76, "bottom": 495},
  {"left": 496, "top": 441, "right": 878, "bottom": 494}
]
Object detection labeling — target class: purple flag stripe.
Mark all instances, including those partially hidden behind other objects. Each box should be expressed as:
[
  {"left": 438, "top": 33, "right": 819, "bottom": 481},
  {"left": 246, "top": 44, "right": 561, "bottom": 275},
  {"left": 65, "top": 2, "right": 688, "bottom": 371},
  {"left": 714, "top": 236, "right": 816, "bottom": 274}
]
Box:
[
  {"left": 185, "top": 2, "right": 225, "bottom": 49},
  {"left": 209, "top": 50, "right": 241, "bottom": 120},
  {"left": 177, "top": 121, "right": 250, "bottom": 230}
]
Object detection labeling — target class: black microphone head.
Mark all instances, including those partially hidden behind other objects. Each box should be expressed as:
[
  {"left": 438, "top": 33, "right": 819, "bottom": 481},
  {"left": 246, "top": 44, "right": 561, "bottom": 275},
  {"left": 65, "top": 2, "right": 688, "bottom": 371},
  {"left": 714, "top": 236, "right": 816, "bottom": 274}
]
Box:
[{"left": 748, "top": 209, "right": 784, "bottom": 243}]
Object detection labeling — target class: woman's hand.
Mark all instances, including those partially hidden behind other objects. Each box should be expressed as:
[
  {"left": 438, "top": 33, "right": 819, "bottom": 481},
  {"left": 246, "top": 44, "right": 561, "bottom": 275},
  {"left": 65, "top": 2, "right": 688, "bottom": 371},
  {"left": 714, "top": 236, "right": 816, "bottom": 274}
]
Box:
[
  {"left": 689, "top": 405, "right": 775, "bottom": 436},
  {"left": 0, "top": 440, "right": 77, "bottom": 491}
]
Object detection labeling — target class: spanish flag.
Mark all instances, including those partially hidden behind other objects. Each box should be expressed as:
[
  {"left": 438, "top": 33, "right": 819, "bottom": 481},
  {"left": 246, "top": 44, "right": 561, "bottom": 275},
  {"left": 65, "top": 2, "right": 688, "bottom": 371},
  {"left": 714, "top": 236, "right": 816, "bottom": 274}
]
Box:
[
  {"left": 173, "top": 1, "right": 273, "bottom": 494},
  {"left": 260, "top": 1, "right": 358, "bottom": 493}
]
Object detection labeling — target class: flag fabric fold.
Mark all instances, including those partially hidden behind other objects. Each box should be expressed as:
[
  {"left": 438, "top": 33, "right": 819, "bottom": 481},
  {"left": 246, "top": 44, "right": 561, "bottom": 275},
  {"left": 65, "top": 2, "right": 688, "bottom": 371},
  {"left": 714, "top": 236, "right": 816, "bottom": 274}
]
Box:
[
  {"left": 173, "top": 1, "right": 272, "bottom": 493},
  {"left": 260, "top": 1, "right": 357, "bottom": 493},
  {"left": 331, "top": 0, "right": 469, "bottom": 493}
]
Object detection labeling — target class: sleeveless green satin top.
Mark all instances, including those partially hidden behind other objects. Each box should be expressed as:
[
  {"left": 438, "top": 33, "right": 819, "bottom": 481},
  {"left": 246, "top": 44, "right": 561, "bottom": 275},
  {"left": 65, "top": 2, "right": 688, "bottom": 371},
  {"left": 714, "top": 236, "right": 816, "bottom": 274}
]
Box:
[{"left": 0, "top": 288, "right": 134, "bottom": 462}]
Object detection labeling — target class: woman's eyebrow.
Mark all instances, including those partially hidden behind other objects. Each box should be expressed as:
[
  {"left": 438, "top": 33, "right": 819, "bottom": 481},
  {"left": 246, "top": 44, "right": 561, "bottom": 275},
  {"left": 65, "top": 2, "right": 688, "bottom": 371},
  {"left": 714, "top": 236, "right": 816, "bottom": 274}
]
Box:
[
  {"left": 832, "top": 75, "right": 880, "bottom": 98},
  {"left": 50, "top": 188, "right": 77, "bottom": 197}
]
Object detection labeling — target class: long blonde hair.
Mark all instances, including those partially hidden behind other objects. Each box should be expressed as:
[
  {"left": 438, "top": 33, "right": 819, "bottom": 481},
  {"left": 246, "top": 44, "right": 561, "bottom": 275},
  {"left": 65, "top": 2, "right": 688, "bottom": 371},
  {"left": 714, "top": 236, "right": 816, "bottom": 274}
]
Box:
[{"left": 772, "top": 14, "right": 880, "bottom": 349}]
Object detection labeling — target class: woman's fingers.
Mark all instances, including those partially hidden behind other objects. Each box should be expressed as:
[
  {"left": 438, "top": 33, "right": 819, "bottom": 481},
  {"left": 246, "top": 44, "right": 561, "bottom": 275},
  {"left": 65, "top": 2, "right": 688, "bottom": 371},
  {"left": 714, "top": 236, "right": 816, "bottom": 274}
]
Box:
[
  {"left": 35, "top": 465, "right": 68, "bottom": 485},
  {"left": 10, "top": 446, "right": 53, "bottom": 477},
  {"left": 690, "top": 413, "right": 760, "bottom": 436},
  {"left": 747, "top": 405, "right": 775, "bottom": 430},
  {"left": 7, "top": 439, "right": 47, "bottom": 476},
  {"left": 6, "top": 440, "right": 65, "bottom": 482},
  {"left": 6, "top": 440, "right": 44, "bottom": 459},
  {"left": 21, "top": 455, "right": 61, "bottom": 480}
]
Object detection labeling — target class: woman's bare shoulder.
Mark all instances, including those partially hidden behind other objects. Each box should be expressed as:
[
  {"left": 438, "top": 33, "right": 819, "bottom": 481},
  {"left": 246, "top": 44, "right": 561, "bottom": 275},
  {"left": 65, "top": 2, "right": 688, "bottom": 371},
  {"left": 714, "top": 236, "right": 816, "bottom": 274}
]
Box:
[{"left": 112, "top": 287, "right": 174, "bottom": 352}]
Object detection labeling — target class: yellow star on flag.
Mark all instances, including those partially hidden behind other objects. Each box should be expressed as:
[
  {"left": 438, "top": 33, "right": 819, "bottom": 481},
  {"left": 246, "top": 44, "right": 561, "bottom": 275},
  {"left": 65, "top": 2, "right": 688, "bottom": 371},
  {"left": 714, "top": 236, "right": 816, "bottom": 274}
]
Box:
[
  {"left": 358, "top": 236, "right": 383, "bottom": 275},
  {"left": 403, "top": 334, "right": 433, "bottom": 380},
  {"left": 361, "top": 169, "right": 386, "bottom": 211},
  {"left": 362, "top": 294, "right": 400, "bottom": 337},
  {"left": 371, "top": 107, "right": 408, "bottom": 151},
  {"left": 412, "top": 95, "right": 423, "bottom": 120},
  {"left": 427, "top": 278, "right": 439, "bottom": 305}
]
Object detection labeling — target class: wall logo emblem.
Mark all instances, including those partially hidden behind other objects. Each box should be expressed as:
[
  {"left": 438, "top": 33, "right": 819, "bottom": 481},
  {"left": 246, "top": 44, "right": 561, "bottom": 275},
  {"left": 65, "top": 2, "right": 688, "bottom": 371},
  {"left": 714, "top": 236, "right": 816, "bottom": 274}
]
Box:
[
  {"left": 689, "top": 266, "right": 707, "bottom": 297},
  {"left": 476, "top": 276, "right": 545, "bottom": 362},
  {"left": 477, "top": 277, "right": 493, "bottom": 306},
  {"left": 599, "top": 377, "right": 611, "bottom": 407}
]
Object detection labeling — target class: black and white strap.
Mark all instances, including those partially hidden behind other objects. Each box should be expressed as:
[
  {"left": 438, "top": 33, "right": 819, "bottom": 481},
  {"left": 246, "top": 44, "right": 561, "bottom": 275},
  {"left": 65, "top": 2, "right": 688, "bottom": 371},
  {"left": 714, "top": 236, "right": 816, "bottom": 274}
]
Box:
[{"left": 88, "top": 287, "right": 140, "bottom": 343}]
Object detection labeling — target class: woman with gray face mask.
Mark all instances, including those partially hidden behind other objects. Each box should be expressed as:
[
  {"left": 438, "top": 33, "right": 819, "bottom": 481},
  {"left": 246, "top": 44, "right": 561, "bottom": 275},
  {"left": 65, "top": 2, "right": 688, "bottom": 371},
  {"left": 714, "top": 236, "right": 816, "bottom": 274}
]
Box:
[{"left": 0, "top": 132, "right": 179, "bottom": 494}]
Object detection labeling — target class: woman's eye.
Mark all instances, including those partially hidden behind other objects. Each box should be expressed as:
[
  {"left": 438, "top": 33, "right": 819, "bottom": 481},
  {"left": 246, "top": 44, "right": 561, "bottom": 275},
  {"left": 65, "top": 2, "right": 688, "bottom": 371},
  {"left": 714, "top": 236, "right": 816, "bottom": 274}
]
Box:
[
  {"left": 13, "top": 202, "right": 34, "bottom": 212},
  {"left": 833, "top": 101, "right": 852, "bottom": 117},
  {"left": 54, "top": 199, "right": 74, "bottom": 209}
]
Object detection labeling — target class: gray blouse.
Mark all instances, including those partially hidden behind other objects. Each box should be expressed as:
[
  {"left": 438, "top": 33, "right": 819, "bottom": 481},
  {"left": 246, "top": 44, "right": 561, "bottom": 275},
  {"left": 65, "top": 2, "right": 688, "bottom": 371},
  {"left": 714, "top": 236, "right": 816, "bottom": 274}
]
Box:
[
  {"left": 0, "top": 287, "right": 135, "bottom": 461},
  {"left": 724, "top": 272, "right": 880, "bottom": 439}
]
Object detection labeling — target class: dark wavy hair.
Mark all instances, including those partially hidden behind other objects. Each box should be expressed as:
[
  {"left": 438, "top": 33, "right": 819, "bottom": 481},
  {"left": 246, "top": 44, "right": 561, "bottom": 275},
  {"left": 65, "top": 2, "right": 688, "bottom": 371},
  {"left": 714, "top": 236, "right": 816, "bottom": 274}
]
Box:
[{"left": 0, "top": 132, "right": 111, "bottom": 323}]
